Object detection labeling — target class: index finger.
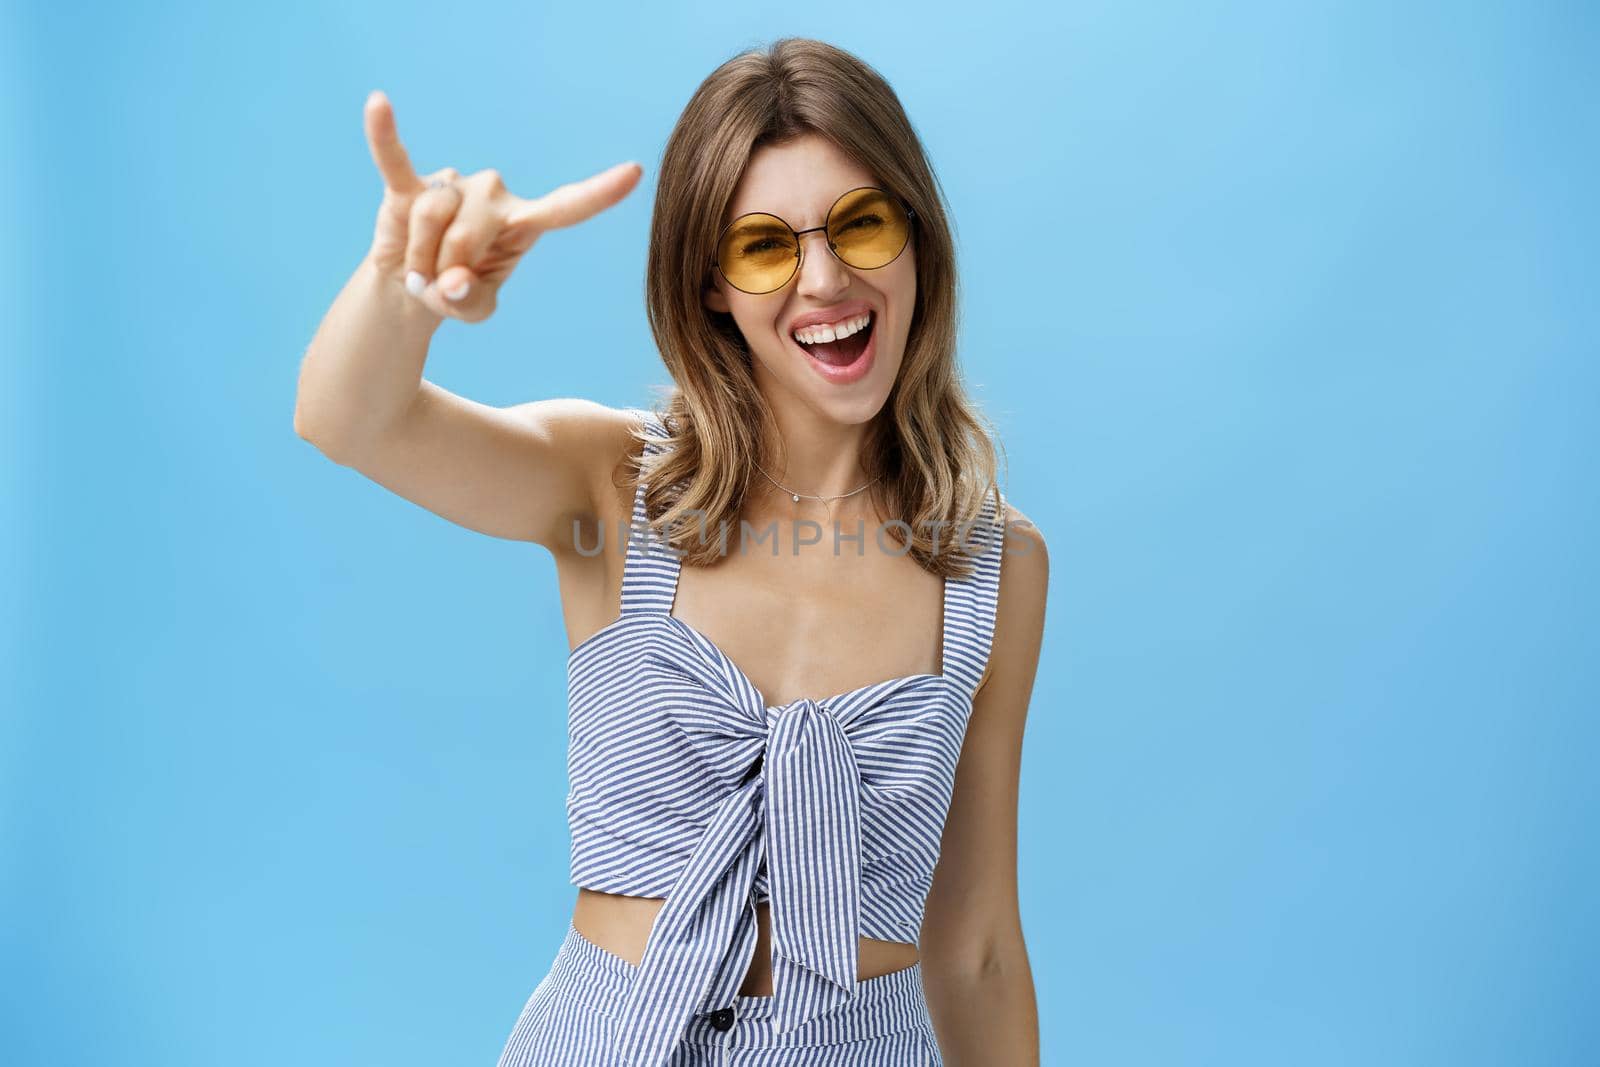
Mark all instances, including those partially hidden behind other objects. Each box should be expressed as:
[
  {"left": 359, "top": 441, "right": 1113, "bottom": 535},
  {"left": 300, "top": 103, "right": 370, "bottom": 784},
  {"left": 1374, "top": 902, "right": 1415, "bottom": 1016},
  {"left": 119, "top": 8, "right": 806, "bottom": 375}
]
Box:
[{"left": 363, "top": 90, "right": 424, "bottom": 194}]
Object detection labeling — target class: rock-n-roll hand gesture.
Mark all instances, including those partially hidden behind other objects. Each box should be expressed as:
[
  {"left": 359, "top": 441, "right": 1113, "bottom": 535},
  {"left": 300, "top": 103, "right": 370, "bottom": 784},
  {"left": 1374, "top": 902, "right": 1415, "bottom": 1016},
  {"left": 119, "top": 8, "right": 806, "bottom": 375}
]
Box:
[{"left": 362, "top": 89, "right": 644, "bottom": 323}]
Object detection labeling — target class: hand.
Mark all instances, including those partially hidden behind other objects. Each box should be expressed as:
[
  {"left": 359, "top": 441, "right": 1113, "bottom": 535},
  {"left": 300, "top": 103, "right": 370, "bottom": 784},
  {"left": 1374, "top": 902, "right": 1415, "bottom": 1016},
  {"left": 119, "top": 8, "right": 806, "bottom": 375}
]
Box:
[{"left": 361, "top": 89, "right": 644, "bottom": 322}]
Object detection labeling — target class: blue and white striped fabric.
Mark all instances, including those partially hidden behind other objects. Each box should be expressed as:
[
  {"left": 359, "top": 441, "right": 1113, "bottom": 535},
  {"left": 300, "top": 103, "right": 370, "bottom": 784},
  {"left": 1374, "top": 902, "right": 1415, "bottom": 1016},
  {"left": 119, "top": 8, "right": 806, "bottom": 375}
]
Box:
[
  {"left": 541, "top": 409, "right": 1004, "bottom": 1067},
  {"left": 497, "top": 920, "right": 945, "bottom": 1065}
]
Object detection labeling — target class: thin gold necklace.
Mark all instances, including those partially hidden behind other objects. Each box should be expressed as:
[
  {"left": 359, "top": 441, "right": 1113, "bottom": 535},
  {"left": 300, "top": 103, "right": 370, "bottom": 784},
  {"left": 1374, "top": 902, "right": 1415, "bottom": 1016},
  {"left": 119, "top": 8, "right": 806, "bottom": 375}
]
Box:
[{"left": 753, "top": 463, "right": 880, "bottom": 504}]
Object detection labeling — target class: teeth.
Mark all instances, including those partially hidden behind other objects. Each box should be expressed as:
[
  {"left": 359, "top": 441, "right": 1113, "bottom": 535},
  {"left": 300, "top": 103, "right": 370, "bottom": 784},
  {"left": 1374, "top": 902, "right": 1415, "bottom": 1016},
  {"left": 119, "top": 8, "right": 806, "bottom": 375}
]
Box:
[{"left": 792, "top": 311, "right": 872, "bottom": 346}]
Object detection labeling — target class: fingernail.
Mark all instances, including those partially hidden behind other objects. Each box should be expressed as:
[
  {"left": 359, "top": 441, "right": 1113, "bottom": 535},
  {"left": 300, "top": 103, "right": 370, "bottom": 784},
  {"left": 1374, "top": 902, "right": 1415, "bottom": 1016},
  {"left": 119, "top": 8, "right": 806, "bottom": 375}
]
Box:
[
  {"left": 443, "top": 279, "right": 470, "bottom": 301},
  {"left": 405, "top": 271, "right": 427, "bottom": 297}
]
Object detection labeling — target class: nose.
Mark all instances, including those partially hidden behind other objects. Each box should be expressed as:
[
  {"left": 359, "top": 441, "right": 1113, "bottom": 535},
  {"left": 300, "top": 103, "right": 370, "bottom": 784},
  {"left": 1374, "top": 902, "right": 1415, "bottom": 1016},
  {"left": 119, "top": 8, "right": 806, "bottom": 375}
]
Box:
[{"left": 794, "top": 229, "right": 851, "bottom": 298}]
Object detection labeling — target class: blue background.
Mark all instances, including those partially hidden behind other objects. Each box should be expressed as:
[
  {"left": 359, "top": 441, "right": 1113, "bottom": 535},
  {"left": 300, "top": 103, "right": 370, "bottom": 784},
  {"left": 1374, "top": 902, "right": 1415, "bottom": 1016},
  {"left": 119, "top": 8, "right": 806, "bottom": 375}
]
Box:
[{"left": 4, "top": 1, "right": 1596, "bottom": 1064}]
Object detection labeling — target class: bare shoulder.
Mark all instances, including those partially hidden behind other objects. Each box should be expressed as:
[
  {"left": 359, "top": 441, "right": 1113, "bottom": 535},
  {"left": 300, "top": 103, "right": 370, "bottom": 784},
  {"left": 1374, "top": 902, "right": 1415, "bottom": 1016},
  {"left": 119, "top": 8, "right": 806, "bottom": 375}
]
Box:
[
  {"left": 973, "top": 499, "right": 1049, "bottom": 699},
  {"left": 999, "top": 500, "right": 1049, "bottom": 591}
]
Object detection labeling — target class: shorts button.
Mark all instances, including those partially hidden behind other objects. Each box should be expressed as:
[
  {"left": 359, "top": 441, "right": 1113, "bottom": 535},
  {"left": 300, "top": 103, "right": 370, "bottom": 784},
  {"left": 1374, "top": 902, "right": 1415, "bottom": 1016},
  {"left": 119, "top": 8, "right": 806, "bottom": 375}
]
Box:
[{"left": 708, "top": 1006, "right": 735, "bottom": 1031}]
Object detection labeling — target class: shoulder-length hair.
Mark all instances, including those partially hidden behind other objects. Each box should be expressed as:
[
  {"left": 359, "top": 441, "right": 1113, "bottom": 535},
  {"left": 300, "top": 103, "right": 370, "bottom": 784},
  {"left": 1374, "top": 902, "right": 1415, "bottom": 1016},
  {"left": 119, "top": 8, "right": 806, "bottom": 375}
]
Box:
[{"left": 634, "top": 36, "right": 1004, "bottom": 577}]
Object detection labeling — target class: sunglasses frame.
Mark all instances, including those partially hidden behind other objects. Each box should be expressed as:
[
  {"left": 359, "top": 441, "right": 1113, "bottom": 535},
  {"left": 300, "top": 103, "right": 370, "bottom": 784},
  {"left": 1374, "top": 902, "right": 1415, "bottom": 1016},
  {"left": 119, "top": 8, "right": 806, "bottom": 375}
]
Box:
[{"left": 711, "top": 185, "right": 918, "bottom": 295}]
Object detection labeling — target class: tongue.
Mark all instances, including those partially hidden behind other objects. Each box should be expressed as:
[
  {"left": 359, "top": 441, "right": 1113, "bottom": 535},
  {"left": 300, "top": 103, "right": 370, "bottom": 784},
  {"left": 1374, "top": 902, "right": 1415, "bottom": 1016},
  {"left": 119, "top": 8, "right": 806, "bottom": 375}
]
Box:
[{"left": 803, "top": 321, "right": 871, "bottom": 365}]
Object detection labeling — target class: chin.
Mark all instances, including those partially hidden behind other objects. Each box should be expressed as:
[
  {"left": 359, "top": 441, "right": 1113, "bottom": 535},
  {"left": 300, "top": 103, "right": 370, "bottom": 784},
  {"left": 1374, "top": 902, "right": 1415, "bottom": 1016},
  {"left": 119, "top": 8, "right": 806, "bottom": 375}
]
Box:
[
  {"left": 809, "top": 388, "right": 891, "bottom": 427},
  {"left": 757, "top": 347, "right": 898, "bottom": 426}
]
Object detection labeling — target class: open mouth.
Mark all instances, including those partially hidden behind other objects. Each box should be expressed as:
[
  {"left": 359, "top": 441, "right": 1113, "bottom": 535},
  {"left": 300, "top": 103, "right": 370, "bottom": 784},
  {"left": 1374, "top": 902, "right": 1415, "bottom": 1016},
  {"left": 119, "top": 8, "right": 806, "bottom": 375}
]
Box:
[{"left": 792, "top": 311, "right": 875, "bottom": 367}]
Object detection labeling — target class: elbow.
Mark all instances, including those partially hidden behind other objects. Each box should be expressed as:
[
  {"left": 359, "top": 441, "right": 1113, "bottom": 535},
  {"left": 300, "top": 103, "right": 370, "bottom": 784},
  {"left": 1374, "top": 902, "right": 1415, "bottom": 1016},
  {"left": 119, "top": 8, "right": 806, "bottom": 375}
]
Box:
[
  {"left": 921, "top": 915, "right": 1030, "bottom": 983},
  {"left": 292, "top": 401, "right": 314, "bottom": 445},
  {"left": 293, "top": 399, "right": 324, "bottom": 450},
  {"left": 293, "top": 401, "right": 353, "bottom": 465}
]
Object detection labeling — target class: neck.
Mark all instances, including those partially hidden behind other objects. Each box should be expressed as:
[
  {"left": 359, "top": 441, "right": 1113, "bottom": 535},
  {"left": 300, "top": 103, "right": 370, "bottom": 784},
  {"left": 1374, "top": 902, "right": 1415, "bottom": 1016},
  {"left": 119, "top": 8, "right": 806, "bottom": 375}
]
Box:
[{"left": 754, "top": 402, "right": 876, "bottom": 502}]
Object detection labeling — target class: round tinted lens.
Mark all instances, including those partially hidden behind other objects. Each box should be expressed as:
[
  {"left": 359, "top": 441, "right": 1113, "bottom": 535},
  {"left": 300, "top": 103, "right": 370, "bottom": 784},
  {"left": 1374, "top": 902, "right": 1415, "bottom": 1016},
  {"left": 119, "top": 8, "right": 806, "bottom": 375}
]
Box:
[
  {"left": 716, "top": 213, "right": 800, "bottom": 294},
  {"left": 828, "top": 189, "right": 910, "bottom": 270}
]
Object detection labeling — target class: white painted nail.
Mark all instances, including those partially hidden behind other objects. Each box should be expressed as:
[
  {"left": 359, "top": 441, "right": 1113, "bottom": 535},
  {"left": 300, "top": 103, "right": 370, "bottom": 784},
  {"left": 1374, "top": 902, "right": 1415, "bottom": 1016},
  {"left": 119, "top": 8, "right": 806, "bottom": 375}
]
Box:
[
  {"left": 443, "top": 279, "right": 470, "bottom": 301},
  {"left": 405, "top": 270, "right": 427, "bottom": 297}
]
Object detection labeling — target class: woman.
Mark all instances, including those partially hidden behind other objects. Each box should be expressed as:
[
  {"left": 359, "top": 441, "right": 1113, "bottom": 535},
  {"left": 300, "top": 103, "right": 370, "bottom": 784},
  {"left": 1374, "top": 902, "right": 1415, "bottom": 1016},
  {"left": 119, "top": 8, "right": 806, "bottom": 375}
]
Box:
[{"left": 296, "top": 37, "right": 1046, "bottom": 1067}]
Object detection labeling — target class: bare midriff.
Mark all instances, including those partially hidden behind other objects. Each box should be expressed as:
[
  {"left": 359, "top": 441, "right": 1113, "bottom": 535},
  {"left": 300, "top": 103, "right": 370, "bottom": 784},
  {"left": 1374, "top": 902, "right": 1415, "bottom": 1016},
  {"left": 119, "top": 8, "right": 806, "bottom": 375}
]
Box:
[{"left": 573, "top": 886, "right": 920, "bottom": 995}]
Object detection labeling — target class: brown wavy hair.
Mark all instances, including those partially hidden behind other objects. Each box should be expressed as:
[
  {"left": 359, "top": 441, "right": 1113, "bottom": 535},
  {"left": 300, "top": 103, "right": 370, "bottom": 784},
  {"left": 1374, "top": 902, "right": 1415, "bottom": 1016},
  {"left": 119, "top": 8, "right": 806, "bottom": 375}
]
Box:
[{"left": 633, "top": 37, "right": 1005, "bottom": 577}]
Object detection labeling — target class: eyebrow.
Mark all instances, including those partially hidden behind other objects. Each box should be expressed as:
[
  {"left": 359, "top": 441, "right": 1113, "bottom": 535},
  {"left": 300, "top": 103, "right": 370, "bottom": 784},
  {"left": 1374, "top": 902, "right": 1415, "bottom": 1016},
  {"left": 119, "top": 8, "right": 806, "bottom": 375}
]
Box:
[
  {"left": 728, "top": 206, "right": 813, "bottom": 229},
  {"left": 728, "top": 187, "right": 870, "bottom": 231},
  {"left": 727, "top": 215, "right": 792, "bottom": 232}
]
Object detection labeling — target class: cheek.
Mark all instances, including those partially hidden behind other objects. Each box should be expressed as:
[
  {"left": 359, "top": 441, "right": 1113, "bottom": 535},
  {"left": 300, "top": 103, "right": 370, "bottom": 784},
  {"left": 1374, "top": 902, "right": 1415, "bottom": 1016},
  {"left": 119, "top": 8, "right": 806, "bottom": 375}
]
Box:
[
  {"left": 722, "top": 298, "right": 774, "bottom": 346},
  {"left": 726, "top": 301, "right": 796, "bottom": 368},
  {"left": 887, "top": 262, "right": 917, "bottom": 341},
  {"left": 886, "top": 250, "right": 916, "bottom": 307}
]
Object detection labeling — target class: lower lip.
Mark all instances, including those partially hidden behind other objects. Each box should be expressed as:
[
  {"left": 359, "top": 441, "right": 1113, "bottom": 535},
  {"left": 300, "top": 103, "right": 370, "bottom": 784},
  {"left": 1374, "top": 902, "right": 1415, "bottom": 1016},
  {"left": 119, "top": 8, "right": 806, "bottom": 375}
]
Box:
[{"left": 794, "top": 316, "right": 877, "bottom": 385}]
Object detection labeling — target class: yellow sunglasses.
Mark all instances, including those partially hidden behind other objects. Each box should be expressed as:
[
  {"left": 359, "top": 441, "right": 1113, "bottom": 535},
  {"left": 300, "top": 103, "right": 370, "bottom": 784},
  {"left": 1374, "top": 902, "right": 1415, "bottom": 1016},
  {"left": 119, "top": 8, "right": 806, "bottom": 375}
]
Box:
[{"left": 712, "top": 186, "right": 917, "bottom": 295}]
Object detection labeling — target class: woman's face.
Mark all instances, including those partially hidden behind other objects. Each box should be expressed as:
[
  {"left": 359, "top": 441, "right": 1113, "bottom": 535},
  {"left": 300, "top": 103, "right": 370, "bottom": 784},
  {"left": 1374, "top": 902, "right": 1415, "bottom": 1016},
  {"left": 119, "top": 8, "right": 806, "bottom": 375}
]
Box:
[{"left": 703, "top": 133, "right": 917, "bottom": 427}]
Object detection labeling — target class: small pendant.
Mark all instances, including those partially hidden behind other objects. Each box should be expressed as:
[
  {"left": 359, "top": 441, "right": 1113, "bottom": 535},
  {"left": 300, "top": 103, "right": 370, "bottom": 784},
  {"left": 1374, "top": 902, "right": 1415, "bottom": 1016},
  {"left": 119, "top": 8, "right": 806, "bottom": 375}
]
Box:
[{"left": 792, "top": 493, "right": 801, "bottom": 502}]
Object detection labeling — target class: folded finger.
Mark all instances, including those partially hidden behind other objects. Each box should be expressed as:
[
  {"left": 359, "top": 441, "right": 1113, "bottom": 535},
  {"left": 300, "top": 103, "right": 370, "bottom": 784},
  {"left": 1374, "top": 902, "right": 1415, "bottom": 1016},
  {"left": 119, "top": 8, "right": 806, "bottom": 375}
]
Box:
[
  {"left": 403, "top": 172, "right": 463, "bottom": 284},
  {"left": 434, "top": 175, "right": 504, "bottom": 289}
]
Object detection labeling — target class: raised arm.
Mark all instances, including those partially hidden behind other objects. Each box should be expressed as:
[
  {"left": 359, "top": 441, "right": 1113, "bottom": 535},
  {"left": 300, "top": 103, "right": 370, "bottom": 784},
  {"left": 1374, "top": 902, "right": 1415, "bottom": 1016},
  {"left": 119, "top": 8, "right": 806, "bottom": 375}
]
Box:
[{"left": 293, "top": 90, "right": 645, "bottom": 549}]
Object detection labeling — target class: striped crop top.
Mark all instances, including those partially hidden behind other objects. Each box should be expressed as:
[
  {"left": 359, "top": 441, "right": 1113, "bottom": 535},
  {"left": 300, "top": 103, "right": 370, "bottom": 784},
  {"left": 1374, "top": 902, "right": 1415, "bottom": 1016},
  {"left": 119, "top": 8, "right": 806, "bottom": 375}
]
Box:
[{"left": 564, "top": 409, "right": 1006, "bottom": 1067}]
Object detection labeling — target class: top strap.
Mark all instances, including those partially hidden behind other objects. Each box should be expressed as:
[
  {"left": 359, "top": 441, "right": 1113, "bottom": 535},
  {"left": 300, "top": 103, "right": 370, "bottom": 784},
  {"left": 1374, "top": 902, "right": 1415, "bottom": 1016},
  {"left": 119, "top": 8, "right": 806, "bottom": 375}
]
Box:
[
  {"left": 619, "top": 409, "right": 684, "bottom": 615},
  {"left": 940, "top": 485, "right": 1008, "bottom": 699}
]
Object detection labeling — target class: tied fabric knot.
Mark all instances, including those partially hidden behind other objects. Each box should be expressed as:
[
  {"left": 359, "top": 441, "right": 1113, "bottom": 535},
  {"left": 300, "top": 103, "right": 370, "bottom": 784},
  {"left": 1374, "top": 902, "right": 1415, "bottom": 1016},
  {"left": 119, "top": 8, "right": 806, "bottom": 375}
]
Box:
[
  {"left": 609, "top": 697, "right": 863, "bottom": 1067},
  {"left": 764, "top": 698, "right": 863, "bottom": 1031}
]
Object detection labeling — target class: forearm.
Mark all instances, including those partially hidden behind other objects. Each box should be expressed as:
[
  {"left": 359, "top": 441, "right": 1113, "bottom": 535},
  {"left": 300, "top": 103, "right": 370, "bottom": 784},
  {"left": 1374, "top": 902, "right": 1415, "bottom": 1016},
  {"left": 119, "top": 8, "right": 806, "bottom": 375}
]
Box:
[
  {"left": 922, "top": 948, "right": 1040, "bottom": 1066},
  {"left": 294, "top": 254, "right": 442, "bottom": 462}
]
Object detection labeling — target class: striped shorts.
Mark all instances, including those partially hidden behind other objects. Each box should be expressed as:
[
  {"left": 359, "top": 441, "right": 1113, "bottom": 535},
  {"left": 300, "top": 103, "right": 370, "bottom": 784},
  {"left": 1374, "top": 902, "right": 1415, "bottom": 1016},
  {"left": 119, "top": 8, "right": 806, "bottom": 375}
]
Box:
[{"left": 496, "top": 920, "right": 944, "bottom": 1066}]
